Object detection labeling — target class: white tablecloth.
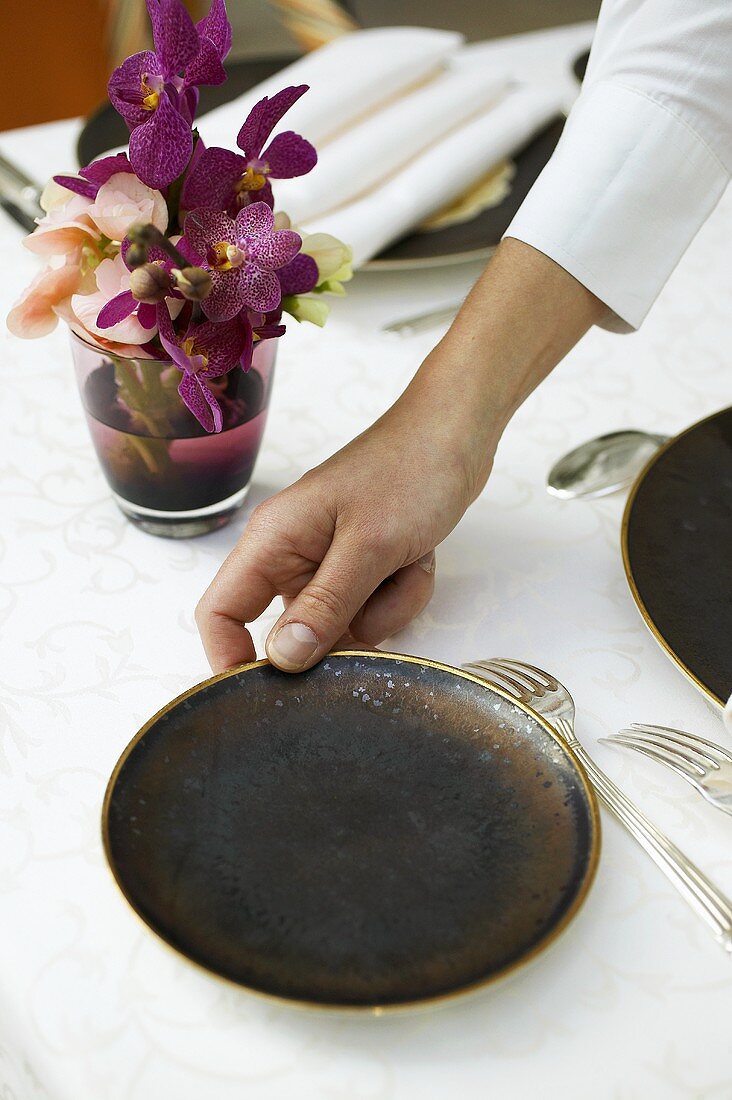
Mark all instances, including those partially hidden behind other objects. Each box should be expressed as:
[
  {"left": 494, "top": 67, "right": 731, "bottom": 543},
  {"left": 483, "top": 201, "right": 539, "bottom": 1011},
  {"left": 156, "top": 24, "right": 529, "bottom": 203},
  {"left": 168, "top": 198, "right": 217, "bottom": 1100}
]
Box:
[{"left": 1, "top": 117, "right": 731, "bottom": 1100}]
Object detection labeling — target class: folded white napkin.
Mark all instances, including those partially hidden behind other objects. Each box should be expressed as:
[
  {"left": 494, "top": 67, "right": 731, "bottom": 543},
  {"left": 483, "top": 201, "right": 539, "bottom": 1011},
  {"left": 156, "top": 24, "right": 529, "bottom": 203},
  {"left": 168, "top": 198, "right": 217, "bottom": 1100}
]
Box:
[
  {"left": 197, "top": 26, "right": 464, "bottom": 150},
  {"left": 302, "top": 82, "right": 564, "bottom": 265},
  {"left": 453, "top": 21, "right": 595, "bottom": 110},
  {"left": 275, "top": 67, "right": 509, "bottom": 224}
]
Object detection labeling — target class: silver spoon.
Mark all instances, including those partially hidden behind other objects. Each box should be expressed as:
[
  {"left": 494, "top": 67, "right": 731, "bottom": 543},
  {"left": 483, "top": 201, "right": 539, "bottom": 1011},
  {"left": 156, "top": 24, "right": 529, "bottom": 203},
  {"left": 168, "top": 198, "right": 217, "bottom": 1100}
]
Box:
[{"left": 547, "top": 429, "right": 669, "bottom": 500}]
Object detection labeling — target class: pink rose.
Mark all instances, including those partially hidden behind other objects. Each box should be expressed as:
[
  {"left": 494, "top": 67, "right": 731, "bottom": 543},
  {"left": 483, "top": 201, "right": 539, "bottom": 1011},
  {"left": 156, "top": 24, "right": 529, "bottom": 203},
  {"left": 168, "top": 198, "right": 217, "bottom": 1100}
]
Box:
[{"left": 88, "top": 173, "right": 168, "bottom": 241}]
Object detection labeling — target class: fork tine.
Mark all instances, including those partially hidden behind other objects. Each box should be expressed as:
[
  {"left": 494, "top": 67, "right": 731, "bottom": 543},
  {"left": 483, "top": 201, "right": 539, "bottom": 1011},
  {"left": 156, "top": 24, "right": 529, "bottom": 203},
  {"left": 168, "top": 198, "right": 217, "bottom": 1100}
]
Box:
[
  {"left": 490, "top": 659, "right": 545, "bottom": 695},
  {"left": 603, "top": 734, "right": 705, "bottom": 784},
  {"left": 629, "top": 723, "right": 732, "bottom": 765},
  {"left": 472, "top": 662, "right": 527, "bottom": 700},
  {"left": 494, "top": 659, "right": 554, "bottom": 690},
  {"left": 616, "top": 730, "right": 708, "bottom": 774}
]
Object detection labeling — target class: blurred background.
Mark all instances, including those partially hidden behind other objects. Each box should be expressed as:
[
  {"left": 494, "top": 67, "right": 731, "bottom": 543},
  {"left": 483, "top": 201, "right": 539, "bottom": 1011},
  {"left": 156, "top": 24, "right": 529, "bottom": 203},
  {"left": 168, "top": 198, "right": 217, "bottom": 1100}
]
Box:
[{"left": 2, "top": 0, "right": 599, "bottom": 132}]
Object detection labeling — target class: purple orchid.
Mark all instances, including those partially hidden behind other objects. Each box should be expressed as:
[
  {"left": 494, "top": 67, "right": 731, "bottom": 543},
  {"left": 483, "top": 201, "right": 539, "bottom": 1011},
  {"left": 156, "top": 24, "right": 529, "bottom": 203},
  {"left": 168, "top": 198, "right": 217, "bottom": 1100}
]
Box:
[
  {"left": 98, "top": 295, "right": 158, "bottom": 332},
  {"left": 156, "top": 302, "right": 249, "bottom": 432},
  {"left": 181, "top": 86, "right": 316, "bottom": 214},
  {"left": 182, "top": 201, "right": 301, "bottom": 321},
  {"left": 96, "top": 241, "right": 172, "bottom": 331},
  {"left": 277, "top": 252, "right": 319, "bottom": 296},
  {"left": 108, "top": 0, "right": 231, "bottom": 189},
  {"left": 54, "top": 153, "right": 135, "bottom": 200}
]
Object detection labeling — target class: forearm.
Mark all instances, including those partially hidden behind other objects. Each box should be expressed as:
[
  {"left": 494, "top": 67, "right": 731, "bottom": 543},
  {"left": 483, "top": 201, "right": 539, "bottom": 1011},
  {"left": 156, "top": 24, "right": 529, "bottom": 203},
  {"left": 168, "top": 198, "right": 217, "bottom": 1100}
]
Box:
[
  {"left": 402, "top": 238, "right": 607, "bottom": 496},
  {"left": 199, "top": 243, "right": 605, "bottom": 672}
]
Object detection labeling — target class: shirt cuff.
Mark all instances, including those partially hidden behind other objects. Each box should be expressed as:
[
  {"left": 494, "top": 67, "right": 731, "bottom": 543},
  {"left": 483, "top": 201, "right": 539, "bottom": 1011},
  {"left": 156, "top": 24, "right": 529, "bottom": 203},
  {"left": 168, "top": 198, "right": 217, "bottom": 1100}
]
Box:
[{"left": 505, "top": 82, "right": 729, "bottom": 331}]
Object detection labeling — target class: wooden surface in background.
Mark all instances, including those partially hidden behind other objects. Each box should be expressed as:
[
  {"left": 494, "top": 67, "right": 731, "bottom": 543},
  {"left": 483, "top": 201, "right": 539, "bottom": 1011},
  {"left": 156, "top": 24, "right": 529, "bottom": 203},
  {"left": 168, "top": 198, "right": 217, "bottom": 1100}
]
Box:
[{"left": 1, "top": 0, "right": 111, "bottom": 130}]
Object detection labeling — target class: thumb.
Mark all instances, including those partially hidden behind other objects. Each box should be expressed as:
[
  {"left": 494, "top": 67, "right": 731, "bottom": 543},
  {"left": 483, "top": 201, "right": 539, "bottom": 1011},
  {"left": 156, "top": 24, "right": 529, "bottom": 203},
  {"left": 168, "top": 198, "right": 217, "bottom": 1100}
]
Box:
[{"left": 265, "top": 537, "right": 391, "bottom": 672}]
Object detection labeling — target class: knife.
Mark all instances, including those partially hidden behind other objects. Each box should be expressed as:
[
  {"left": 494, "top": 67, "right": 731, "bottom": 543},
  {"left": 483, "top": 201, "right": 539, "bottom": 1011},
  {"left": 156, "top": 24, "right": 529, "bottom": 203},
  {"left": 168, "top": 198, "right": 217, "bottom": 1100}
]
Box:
[
  {"left": 383, "top": 301, "right": 462, "bottom": 336},
  {"left": 0, "top": 151, "right": 44, "bottom": 232}
]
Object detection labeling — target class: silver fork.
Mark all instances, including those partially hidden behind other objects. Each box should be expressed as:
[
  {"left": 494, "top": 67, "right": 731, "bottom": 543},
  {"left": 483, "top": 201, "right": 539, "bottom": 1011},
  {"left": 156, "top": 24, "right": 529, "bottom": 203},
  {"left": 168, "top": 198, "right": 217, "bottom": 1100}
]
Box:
[
  {"left": 462, "top": 657, "right": 732, "bottom": 953},
  {"left": 602, "top": 724, "right": 732, "bottom": 817}
]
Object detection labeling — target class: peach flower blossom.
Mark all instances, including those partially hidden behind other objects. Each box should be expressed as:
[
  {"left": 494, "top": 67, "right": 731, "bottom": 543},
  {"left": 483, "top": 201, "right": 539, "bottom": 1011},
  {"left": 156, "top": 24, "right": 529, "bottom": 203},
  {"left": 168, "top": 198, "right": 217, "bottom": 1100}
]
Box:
[
  {"left": 23, "top": 192, "right": 100, "bottom": 260},
  {"left": 71, "top": 253, "right": 157, "bottom": 345},
  {"left": 7, "top": 263, "right": 85, "bottom": 339}
]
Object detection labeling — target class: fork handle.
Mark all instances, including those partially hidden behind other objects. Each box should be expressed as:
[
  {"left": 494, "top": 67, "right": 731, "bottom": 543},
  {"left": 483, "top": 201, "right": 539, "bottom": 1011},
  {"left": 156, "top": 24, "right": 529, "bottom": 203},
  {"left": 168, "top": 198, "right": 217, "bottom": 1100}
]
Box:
[{"left": 568, "top": 738, "right": 732, "bottom": 951}]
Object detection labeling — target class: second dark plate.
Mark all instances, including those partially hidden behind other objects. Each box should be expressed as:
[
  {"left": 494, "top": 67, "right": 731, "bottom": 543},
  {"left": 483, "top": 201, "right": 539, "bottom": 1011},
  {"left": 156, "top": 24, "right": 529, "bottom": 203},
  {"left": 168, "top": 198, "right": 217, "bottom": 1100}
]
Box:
[{"left": 623, "top": 407, "right": 732, "bottom": 710}]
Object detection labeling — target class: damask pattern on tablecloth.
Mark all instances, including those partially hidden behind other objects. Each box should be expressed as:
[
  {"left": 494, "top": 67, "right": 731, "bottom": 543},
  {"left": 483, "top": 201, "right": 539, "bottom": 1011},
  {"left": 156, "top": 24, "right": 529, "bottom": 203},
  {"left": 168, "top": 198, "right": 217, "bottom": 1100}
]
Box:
[{"left": 0, "top": 117, "right": 731, "bottom": 1100}]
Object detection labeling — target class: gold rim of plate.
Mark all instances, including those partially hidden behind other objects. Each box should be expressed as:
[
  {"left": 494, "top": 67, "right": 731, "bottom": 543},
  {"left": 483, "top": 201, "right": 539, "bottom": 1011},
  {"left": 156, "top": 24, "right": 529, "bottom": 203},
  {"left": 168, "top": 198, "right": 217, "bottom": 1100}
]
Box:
[
  {"left": 621, "top": 410, "right": 729, "bottom": 712},
  {"left": 101, "top": 650, "right": 601, "bottom": 1013}
]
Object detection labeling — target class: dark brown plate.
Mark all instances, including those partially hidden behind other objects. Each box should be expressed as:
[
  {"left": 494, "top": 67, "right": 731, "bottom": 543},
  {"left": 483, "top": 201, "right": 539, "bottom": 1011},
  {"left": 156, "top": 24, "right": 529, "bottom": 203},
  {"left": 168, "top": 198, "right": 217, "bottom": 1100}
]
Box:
[
  {"left": 622, "top": 407, "right": 732, "bottom": 710},
  {"left": 103, "top": 651, "right": 599, "bottom": 1009},
  {"left": 77, "top": 58, "right": 564, "bottom": 270}
]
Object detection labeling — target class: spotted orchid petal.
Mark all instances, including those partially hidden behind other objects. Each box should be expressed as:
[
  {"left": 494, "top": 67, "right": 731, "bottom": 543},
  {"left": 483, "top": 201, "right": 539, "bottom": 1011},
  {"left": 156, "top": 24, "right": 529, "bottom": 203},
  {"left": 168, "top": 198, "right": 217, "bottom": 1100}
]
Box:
[
  {"left": 97, "top": 290, "right": 137, "bottom": 328},
  {"left": 184, "top": 35, "right": 227, "bottom": 89},
  {"left": 108, "top": 51, "right": 161, "bottom": 128},
  {"left": 236, "top": 86, "right": 309, "bottom": 161},
  {"left": 180, "top": 86, "right": 199, "bottom": 126},
  {"left": 146, "top": 0, "right": 199, "bottom": 78},
  {"left": 234, "top": 200, "right": 274, "bottom": 242},
  {"left": 278, "top": 252, "right": 318, "bottom": 296},
  {"left": 254, "top": 321, "right": 286, "bottom": 343},
  {"left": 180, "top": 147, "right": 246, "bottom": 211},
  {"left": 52, "top": 176, "right": 98, "bottom": 199},
  {"left": 137, "top": 302, "right": 158, "bottom": 328},
  {"left": 239, "top": 265, "right": 281, "bottom": 313},
  {"left": 251, "top": 228, "right": 301, "bottom": 270},
  {"left": 264, "top": 131, "right": 317, "bottom": 179},
  {"left": 196, "top": 0, "right": 232, "bottom": 61},
  {"left": 183, "top": 207, "right": 236, "bottom": 262},
  {"left": 156, "top": 303, "right": 189, "bottom": 367},
  {"left": 82, "top": 153, "right": 135, "bottom": 186},
  {"left": 54, "top": 154, "right": 136, "bottom": 201},
  {"left": 185, "top": 318, "right": 246, "bottom": 376},
  {"left": 201, "top": 268, "right": 247, "bottom": 321},
  {"left": 129, "top": 91, "right": 193, "bottom": 188},
  {"left": 178, "top": 372, "right": 222, "bottom": 433}
]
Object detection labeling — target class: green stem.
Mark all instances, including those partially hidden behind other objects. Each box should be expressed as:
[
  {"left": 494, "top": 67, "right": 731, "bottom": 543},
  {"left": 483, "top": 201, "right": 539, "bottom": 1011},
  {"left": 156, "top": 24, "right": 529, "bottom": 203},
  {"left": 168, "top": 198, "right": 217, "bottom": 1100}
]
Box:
[
  {"left": 114, "top": 359, "right": 177, "bottom": 434},
  {"left": 126, "top": 434, "right": 172, "bottom": 477}
]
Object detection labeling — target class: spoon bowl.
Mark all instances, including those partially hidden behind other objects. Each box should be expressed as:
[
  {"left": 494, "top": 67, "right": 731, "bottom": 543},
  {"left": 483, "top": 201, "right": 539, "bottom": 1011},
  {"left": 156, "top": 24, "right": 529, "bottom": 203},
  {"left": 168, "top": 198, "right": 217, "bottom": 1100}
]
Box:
[{"left": 547, "top": 429, "right": 668, "bottom": 500}]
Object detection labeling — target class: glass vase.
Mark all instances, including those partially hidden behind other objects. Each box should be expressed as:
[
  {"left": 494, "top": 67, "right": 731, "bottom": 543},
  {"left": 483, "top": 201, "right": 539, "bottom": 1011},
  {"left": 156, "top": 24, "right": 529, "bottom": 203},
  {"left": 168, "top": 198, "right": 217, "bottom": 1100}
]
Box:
[{"left": 71, "top": 332, "right": 277, "bottom": 538}]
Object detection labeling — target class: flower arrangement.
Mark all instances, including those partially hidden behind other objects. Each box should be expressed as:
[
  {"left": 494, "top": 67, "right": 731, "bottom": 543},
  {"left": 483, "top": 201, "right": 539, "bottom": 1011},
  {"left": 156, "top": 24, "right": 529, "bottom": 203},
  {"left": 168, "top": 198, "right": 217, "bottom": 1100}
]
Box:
[{"left": 7, "top": 0, "right": 351, "bottom": 434}]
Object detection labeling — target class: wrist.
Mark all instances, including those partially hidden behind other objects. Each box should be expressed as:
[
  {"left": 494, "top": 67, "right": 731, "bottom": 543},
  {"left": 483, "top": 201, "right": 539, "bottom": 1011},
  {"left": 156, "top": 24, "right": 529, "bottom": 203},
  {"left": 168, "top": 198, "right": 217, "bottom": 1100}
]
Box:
[{"left": 400, "top": 348, "right": 505, "bottom": 502}]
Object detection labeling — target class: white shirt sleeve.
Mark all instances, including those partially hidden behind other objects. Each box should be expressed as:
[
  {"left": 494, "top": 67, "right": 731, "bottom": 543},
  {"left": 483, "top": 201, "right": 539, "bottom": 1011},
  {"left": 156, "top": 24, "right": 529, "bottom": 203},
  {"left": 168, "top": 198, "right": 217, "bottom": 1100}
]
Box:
[{"left": 505, "top": 1, "right": 732, "bottom": 331}]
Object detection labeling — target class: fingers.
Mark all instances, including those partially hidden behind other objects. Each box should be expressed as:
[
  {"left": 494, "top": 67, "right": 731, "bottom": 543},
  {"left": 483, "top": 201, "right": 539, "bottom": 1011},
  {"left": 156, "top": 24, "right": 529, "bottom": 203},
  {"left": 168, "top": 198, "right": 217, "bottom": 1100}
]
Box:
[
  {"left": 350, "top": 552, "right": 436, "bottom": 645},
  {"left": 195, "top": 542, "right": 277, "bottom": 673},
  {"left": 265, "top": 535, "right": 394, "bottom": 672}
]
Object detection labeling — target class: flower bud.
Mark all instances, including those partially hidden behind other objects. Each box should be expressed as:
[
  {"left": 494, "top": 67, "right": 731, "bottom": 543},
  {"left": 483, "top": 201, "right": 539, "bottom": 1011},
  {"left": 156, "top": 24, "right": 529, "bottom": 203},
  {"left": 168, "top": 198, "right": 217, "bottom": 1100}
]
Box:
[
  {"left": 129, "top": 262, "right": 171, "bottom": 302},
  {"left": 125, "top": 222, "right": 161, "bottom": 267},
  {"left": 125, "top": 242, "right": 149, "bottom": 269},
  {"left": 282, "top": 294, "right": 330, "bottom": 327},
  {"left": 173, "top": 266, "right": 212, "bottom": 301}
]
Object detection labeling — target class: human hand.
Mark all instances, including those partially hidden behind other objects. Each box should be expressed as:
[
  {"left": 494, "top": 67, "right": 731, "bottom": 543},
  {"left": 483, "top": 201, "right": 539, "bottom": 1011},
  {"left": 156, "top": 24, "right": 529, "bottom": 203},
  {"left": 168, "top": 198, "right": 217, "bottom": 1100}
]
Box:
[
  {"left": 196, "top": 239, "right": 605, "bottom": 674},
  {"left": 195, "top": 357, "right": 499, "bottom": 673}
]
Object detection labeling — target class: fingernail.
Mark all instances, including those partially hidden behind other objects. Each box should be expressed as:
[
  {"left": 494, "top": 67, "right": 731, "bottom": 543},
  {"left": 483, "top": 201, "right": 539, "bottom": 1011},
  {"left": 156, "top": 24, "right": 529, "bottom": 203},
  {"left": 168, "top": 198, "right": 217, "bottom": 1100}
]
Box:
[
  {"left": 268, "top": 621, "right": 319, "bottom": 670},
  {"left": 417, "top": 551, "right": 435, "bottom": 575}
]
